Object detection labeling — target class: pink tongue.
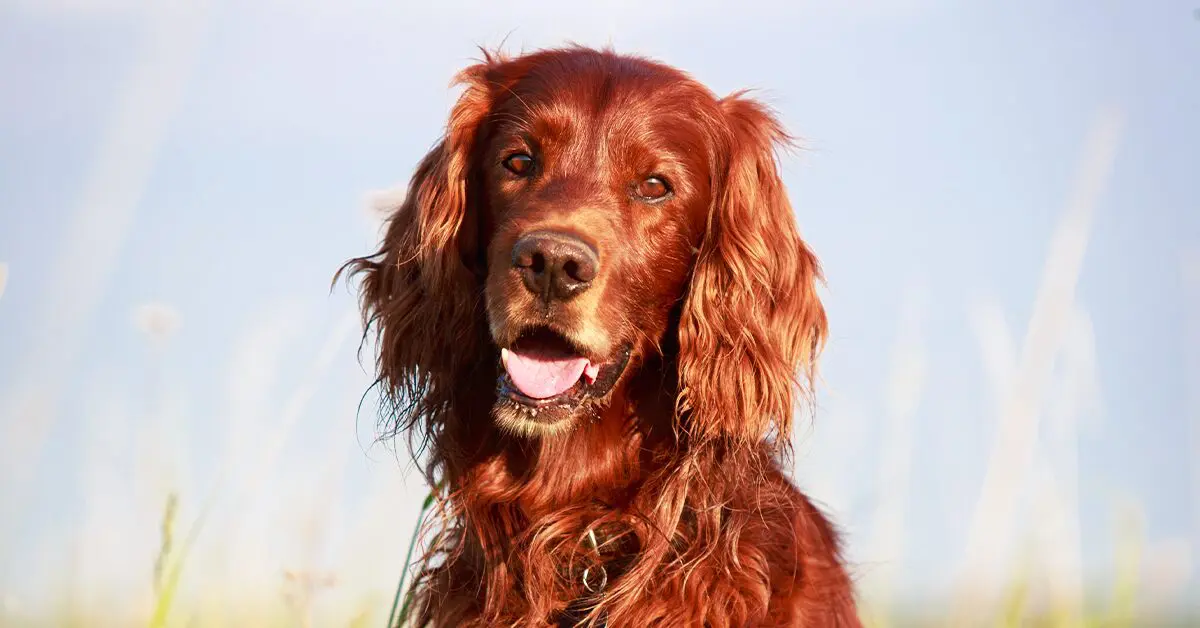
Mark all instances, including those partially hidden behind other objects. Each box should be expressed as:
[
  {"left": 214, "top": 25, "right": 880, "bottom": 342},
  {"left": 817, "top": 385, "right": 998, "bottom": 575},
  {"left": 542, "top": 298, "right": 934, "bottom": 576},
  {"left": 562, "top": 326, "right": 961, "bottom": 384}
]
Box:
[{"left": 503, "top": 349, "right": 589, "bottom": 399}]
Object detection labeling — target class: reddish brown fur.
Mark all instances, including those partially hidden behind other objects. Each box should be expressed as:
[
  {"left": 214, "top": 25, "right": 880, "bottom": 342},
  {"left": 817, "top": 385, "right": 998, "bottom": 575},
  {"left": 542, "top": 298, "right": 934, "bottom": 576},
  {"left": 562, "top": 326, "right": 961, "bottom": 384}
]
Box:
[{"left": 339, "top": 46, "right": 860, "bottom": 627}]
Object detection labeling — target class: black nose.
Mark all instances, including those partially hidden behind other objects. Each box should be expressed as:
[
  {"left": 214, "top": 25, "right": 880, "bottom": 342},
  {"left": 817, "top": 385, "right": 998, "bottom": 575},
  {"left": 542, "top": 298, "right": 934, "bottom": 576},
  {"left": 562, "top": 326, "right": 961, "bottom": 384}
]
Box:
[{"left": 511, "top": 230, "right": 598, "bottom": 302}]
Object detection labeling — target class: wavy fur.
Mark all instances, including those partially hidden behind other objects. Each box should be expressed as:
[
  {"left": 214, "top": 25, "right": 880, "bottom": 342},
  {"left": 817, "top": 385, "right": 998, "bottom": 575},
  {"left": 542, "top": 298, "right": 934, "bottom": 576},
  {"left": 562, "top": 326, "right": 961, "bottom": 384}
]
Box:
[{"left": 339, "top": 46, "right": 859, "bottom": 627}]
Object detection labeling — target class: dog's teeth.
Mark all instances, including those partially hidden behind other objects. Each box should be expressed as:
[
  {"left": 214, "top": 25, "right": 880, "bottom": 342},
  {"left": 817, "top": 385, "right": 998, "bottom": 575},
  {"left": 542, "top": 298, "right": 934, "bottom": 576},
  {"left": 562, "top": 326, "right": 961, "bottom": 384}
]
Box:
[{"left": 501, "top": 348, "right": 510, "bottom": 368}]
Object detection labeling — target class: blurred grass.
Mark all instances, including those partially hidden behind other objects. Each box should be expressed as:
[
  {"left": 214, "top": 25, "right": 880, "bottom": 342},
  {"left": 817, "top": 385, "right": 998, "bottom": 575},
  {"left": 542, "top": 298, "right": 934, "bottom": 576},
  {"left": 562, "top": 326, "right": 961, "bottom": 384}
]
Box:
[
  {"left": 0, "top": 491, "right": 1192, "bottom": 628},
  {"left": 148, "top": 493, "right": 178, "bottom": 628}
]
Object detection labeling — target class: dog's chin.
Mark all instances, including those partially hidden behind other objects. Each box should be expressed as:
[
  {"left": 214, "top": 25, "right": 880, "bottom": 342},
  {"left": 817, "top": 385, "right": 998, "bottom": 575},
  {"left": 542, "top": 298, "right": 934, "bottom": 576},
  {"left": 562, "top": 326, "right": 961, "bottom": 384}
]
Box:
[{"left": 491, "top": 399, "right": 589, "bottom": 438}]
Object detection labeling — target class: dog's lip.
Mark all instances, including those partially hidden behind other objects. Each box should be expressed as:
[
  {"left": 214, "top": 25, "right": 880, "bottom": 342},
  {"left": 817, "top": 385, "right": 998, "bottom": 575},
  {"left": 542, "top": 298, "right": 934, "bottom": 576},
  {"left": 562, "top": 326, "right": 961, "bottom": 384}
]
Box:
[
  {"left": 496, "top": 342, "right": 633, "bottom": 410},
  {"left": 504, "top": 325, "right": 602, "bottom": 362}
]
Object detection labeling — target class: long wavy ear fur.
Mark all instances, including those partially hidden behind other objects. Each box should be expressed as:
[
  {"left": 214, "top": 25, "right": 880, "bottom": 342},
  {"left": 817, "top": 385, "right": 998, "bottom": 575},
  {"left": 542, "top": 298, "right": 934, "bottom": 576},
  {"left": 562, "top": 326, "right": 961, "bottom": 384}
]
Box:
[
  {"left": 677, "top": 92, "right": 828, "bottom": 449},
  {"left": 336, "top": 59, "right": 496, "bottom": 443}
]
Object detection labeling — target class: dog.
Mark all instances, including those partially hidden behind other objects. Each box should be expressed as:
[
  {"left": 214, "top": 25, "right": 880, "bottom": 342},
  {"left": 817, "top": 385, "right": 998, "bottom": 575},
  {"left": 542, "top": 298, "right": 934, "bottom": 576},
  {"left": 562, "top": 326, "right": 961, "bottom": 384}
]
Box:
[{"left": 341, "top": 45, "right": 860, "bottom": 627}]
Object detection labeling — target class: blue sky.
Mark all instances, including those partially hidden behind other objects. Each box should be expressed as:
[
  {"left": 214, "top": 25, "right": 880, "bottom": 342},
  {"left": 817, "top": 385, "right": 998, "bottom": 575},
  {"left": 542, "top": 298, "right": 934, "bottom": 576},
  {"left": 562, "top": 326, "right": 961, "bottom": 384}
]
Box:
[{"left": 1, "top": 0, "right": 1197, "bottom": 617}]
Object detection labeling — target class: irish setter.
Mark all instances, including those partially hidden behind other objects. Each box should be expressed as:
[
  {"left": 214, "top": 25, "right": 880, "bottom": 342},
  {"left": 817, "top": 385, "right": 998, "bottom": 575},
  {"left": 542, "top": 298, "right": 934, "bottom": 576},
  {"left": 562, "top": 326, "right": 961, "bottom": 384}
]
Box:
[{"left": 341, "top": 46, "right": 860, "bottom": 627}]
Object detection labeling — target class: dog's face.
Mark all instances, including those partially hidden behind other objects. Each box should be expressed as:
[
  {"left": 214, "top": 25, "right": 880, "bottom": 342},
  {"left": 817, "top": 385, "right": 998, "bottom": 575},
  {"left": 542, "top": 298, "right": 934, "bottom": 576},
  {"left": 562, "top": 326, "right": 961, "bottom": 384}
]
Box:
[
  {"left": 350, "top": 48, "right": 826, "bottom": 446},
  {"left": 479, "top": 56, "right": 719, "bottom": 435}
]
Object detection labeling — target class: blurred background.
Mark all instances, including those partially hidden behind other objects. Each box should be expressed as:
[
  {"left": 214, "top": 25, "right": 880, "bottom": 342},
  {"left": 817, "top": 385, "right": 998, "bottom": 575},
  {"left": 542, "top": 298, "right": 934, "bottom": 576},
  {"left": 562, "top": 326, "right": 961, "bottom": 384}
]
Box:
[{"left": 1, "top": 0, "right": 1197, "bottom": 626}]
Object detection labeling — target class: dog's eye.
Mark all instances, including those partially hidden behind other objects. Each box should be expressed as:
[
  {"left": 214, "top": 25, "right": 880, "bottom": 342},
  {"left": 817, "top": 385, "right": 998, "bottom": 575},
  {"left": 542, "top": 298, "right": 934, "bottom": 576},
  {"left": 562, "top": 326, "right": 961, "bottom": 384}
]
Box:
[
  {"left": 635, "top": 176, "right": 671, "bottom": 201},
  {"left": 503, "top": 153, "right": 534, "bottom": 176}
]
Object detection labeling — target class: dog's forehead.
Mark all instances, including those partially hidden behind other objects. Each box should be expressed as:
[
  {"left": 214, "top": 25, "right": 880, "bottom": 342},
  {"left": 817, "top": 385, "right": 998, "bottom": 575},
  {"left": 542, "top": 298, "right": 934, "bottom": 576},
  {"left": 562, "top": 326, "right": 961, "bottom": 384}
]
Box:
[
  {"left": 513, "top": 50, "right": 692, "bottom": 92},
  {"left": 495, "top": 53, "right": 717, "bottom": 125}
]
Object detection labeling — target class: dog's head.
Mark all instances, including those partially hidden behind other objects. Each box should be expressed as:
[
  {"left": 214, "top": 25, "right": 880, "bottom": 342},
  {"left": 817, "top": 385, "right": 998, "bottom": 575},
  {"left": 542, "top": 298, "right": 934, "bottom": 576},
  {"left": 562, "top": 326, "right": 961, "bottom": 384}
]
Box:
[{"left": 346, "top": 47, "right": 826, "bottom": 445}]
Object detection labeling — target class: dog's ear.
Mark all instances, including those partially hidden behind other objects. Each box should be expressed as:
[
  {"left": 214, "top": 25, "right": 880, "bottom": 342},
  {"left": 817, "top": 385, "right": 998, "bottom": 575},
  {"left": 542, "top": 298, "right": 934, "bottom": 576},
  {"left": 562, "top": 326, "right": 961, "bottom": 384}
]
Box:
[
  {"left": 337, "top": 58, "right": 497, "bottom": 434},
  {"left": 676, "top": 93, "right": 827, "bottom": 448}
]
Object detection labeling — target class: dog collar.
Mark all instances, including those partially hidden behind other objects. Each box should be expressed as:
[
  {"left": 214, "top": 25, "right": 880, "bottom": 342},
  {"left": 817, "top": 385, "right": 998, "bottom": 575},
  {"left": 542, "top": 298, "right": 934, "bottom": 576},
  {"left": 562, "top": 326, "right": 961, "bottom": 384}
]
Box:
[{"left": 581, "top": 527, "right": 609, "bottom": 593}]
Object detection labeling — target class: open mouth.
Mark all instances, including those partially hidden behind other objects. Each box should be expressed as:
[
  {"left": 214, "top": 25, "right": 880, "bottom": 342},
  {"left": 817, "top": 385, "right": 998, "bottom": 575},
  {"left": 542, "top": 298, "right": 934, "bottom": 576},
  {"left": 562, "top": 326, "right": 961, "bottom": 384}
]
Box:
[{"left": 498, "top": 327, "right": 631, "bottom": 410}]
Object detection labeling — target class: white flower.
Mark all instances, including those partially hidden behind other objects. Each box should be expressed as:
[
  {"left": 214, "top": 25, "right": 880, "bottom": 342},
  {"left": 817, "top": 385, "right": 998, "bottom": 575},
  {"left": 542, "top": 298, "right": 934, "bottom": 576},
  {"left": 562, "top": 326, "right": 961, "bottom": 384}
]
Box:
[
  {"left": 363, "top": 186, "right": 406, "bottom": 235},
  {"left": 132, "top": 301, "right": 182, "bottom": 345}
]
